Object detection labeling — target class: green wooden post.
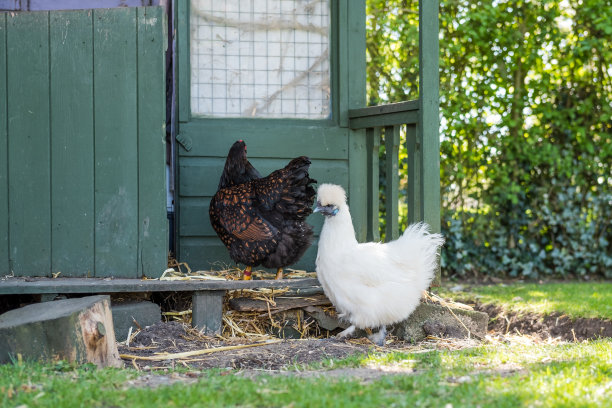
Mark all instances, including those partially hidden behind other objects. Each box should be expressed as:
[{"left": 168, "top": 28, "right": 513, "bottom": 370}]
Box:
[
  {"left": 406, "top": 123, "right": 421, "bottom": 224},
  {"left": 7, "top": 11, "right": 51, "bottom": 276},
  {"left": 93, "top": 8, "right": 139, "bottom": 277},
  {"left": 176, "top": 0, "right": 190, "bottom": 124},
  {"left": 384, "top": 125, "right": 400, "bottom": 241},
  {"left": 346, "top": 0, "right": 367, "bottom": 242},
  {"left": 366, "top": 127, "right": 381, "bottom": 242},
  {"left": 137, "top": 7, "right": 168, "bottom": 278},
  {"left": 50, "top": 10, "right": 95, "bottom": 277},
  {"left": 0, "top": 14, "right": 7, "bottom": 273},
  {"left": 419, "top": 0, "right": 441, "bottom": 283}
]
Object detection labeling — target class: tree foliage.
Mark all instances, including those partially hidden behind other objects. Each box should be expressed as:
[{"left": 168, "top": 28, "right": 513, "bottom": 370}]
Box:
[{"left": 367, "top": 0, "right": 612, "bottom": 278}]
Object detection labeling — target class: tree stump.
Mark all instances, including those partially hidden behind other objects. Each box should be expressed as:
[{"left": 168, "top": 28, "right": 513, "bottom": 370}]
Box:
[{"left": 0, "top": 295, "right": 122, "bottom": 367}]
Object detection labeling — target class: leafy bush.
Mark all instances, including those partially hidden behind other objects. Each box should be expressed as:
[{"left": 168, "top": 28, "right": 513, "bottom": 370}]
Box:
[{"left": 367, "top": 0, "right": 612, "bottom": 279}]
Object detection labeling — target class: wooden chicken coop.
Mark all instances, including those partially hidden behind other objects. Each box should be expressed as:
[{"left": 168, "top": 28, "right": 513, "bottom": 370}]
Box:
[{"left": 0, "top": 0, "right": 440, "bottom": 329}]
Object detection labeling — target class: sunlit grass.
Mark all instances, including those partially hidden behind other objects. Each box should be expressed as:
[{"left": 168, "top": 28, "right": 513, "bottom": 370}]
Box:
[
  {"left": 438, "top": 282, "right": 612, "bottom": 320},
  {"left": 1, "top": 340, "right": 611, "bottom": 408}
]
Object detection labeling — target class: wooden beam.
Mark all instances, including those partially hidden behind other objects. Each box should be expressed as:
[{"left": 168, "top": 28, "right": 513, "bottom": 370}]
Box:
[
  {"left": 418, "top": 0, "right": 441, "bottom": 233},
  {"left": 192, "top": 290, "right": 224, "bottom": 334},
  {"left": 419, "top": 0, "right": 441, "bottom": 285},
  {"left": 0, "top": 277, "right": 322, "bottom": 295},
  {"left": 349, "top": 110, "right": 418, "bottom": 130},
  {"left": 406, "top": 124, "right": 421, "bottom": 224},
  {"left": 366, "top": 127, "right": 381, "bottom": 242},
  {"left": 348, "top": 100, "right": 419, "bottom": 119},
  {"left": 0, "top": 295, "right": 122, "bottom": 367},
  {"left": 384, "top": 125, "right": 400, "bottom": 241}
]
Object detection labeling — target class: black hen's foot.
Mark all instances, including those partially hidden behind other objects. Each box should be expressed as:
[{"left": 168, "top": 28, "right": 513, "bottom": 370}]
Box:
[
  {"left": 242, "top": 266, "right": 253, "bottom": 280},
  {"left": 275, "top": 268, "right": 284, "bottom": 280}
]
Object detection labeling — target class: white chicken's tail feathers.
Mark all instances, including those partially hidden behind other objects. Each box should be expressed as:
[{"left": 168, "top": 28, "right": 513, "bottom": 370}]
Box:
[{"left": 394, "top": 222, "right": 444, "bottom": 280}]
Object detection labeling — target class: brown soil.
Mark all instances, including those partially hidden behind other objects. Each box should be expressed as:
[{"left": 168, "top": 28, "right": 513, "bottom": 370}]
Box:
[
  {"left": 474, "top": 302, "right": 612, "bottom": 341},
  {"left": 118, "top": 302, "right": 612, "bottom": 373},
  {"left": 119, "top": 321, "right": 379, "bottom": 370}
]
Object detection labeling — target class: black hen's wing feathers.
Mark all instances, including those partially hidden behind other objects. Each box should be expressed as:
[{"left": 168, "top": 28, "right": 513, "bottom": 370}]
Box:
[
  {"left": 209, "top": 155, "right": 316, "bottom": 268},
  {"left": 253, "top": 156, "right": 316, "bottom": 220}
]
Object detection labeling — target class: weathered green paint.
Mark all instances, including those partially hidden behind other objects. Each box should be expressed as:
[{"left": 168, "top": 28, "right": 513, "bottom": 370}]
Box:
[
  {"left": 178, "top": 120, "right": 349, "bottom": 159},
  {"left": 419, "top": 0, "right": 441, "bottom": 234},
  {"left": 176, "top": 0, "right": 190, "bottom": 123},
  {"left": 7, "top": 11, "right": 51, "bottom": 275},
  {"left": 406, "top": 124, "right": 421, "bottom": 224},
  {"left": 0, "top": 277, "right": 321, "bottom": 294},
  {"left": 174, "top": 1, "right": 440, "bottom": 271},
  {"left": 384, "top": 125, "right": 400, "bottom": 241},
  {"left": 349, "top": 100, "right": 419, "bottom": 118},
  {"left": 50, "top": 10, "right": 94, "bottom": 277},
  {"left": 366, "top": 127, "right": 381, "bottom": 242},
  {"left": 137, "top": 7, "right": 168, "bottom": 277},
  {"left": 93, "top": 8, "right": 139, "bottom": 277},
  {"left": 0, "top": 14, "right": 8, "bottom": 273},
  {"left": 349, "top": 110, "right": 419, "bottom": 129},
  {"left": 419, "top": 0, "right": 441, "bottom": 284},
  {"left": 0, "top": 7, "right": 167, "bottom": 278},
  {"left": 346, "top": 1, "right": 367, "bottom": 242}
]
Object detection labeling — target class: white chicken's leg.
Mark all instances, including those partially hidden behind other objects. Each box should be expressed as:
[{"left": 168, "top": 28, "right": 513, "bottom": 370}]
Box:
[
  {"left": 337, "top": 325, "right": 356, "bottom": 339},
  {"left": 368, "top": 326, "right": 387, "bottom": 346}
]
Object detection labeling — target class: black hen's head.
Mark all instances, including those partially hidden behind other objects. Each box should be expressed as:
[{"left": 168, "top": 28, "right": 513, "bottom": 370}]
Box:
[{"left": 218, "top": 140, "right": 262, "bottom": 189}]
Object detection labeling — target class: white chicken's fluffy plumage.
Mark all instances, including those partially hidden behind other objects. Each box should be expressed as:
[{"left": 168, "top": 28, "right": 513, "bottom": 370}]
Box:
[{"left": 315, "top": 184, "right": 444, "bottom": 339}]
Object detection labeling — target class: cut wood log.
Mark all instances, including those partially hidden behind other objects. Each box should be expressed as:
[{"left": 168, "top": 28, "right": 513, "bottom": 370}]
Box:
[
  {"left": 0, "top": 295, "right": 122, "bottom": 367},
  {"left": 229, "top": 294, "right": 331, "bottom": 314}
]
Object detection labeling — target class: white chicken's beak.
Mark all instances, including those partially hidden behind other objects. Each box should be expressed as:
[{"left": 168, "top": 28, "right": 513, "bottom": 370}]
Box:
[{"left": 314, "top": 204, "right": 339, "bottom": 216}]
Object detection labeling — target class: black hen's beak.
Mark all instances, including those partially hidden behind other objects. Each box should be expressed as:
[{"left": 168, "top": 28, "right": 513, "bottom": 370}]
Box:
[{"left": 314, "top": 202, "right": 339, "bottom": 216}]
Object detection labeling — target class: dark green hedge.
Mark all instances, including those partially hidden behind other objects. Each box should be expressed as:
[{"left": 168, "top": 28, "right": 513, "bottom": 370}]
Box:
[{"left": 368, "top": 0, "right": 612, "bottom": 278}]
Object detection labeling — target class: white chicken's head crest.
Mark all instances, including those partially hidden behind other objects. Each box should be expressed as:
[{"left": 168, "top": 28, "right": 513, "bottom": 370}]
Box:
[{"left": 316, "top": 184, "right": 347, "bottom": 207}]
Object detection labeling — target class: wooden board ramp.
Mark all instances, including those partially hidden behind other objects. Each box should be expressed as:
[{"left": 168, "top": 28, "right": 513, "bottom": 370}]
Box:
[
  {"left": 0, "top": 277, "right": 323, "bottom": 335},
  {"left": 0, "top": 295, "right": 121, "bottom": 367}
]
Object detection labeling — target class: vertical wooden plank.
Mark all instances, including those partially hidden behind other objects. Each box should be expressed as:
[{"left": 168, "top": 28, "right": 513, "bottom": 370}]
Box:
[
  {"left": 192, "top": 291, "right": 224, "bottom": 334},
  {"left": 337, "top": 0, "right": 348, "bottom": 127},
  {"left": 137, "top": 7, "right": 167, "bottom": 278},
  {"left": 50, "top": 10, "right": 94, "bottom": 277},
  {"left": 347, "top": 0, "right": 366, "bottom": 111},
  {"left": 346, "top": 0, "right": 367, "bottom": 241},
  {"left": 94, "top": 8, "right": 138, "bottom": 277},
  {"left": 0, "top": 14, "right": 7, "bottom": 273},
  {"left": 366, "top": 127, "right": 380, "bottom": 242},
  {"left": 384, "top": 125, "right": 400, "bottom": 241},
  {"left": 406, "top": 124, "right": 421, "bottom": 224},
  {"left": 176, "top": 0, "right": 190, "bottom": 123},
  {"left": 7, "top": 11, "right": 51, "bottom": 276},
  {"left": 419, "top": 0, "right": 441, "bottom": 284},
  {"left": 419, "top": 0, "right": 440, "bottom": 232}
]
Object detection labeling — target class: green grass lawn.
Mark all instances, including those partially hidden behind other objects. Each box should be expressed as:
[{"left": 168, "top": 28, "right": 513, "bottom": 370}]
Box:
[
  {"left": 1, "top": 339, "right": 611, "bottom": 408},
  {"left": 1, "top": 281, "right": 611, "bottom": 407},
  {"left": 437, "top": 281, "right": 612, "bottom": 320}
]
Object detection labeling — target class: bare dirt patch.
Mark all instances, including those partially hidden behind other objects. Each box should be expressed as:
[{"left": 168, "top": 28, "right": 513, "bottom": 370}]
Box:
[
  {"left": 474, "top": 302, "right": 612, "bottom": 341},
  {"left": 117, "top": 299, "right": 612, "bottom": 374},
  {"left": 119, "top": 321, "right": 378, "bottom": 371}
]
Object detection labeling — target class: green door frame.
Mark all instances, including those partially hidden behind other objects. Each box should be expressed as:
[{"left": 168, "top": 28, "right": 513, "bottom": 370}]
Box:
[{"left": 173, "top": 1, "right": 369, "bottom": 268}]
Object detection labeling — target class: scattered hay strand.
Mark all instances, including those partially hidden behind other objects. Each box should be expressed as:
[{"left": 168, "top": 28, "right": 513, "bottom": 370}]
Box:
[{"left": 119, "top": 340, "right": 282, "bottom": 361}]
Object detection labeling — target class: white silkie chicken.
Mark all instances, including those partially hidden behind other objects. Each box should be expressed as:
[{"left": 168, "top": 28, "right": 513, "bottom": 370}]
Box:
[{"left": 314, "top": 184, "right": 444, "bottom": 345}]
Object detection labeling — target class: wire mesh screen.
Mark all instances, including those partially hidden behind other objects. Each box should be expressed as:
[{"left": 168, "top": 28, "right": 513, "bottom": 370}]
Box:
[{"left": 190, "top": 0, "right": 330, "bottom": 119}]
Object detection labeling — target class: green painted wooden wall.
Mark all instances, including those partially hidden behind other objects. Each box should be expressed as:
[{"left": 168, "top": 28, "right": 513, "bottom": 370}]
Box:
[
  {"left": 0, "top": 7, "right": 168, "bottom": 278},
  {"left": 174, "top": 1, "right": 367, "bottom": 272}
]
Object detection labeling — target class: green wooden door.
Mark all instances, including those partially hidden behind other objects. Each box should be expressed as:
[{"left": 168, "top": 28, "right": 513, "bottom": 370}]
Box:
[
  {"left": 0, "top": 7, "right": 168, "bottom": 278},
  {"left": 175, "top": 1, "right": 367, "bottom": 272}
]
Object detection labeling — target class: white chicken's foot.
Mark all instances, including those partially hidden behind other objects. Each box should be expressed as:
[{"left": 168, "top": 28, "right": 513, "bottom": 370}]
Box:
[
  {"left": 336, "top": 325, "right": 356, "bottom": 339},
  {"left": 368, "top": 326, "right": 387, "bottom": 346}
]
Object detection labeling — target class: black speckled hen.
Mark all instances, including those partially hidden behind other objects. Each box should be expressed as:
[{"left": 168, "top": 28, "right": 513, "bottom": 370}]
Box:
[{"left": 209, "top": 140, "right": 317, "bottom": 280}]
